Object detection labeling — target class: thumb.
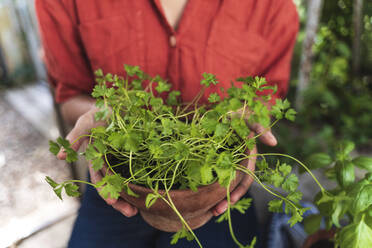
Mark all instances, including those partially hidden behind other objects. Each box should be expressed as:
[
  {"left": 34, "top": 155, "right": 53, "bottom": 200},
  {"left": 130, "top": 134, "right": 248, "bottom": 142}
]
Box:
[
  {"left": 57, "top": 113, "right": 96, "bottom": 160},
  {"left": 250, "top": 123, "right": 277, "bottom": 146}
]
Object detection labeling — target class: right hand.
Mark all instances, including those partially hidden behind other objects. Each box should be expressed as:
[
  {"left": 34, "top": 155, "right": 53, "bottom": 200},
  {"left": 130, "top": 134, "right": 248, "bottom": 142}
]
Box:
[{"left": 57, "top": 106, "right": 138, "bottom": 217}]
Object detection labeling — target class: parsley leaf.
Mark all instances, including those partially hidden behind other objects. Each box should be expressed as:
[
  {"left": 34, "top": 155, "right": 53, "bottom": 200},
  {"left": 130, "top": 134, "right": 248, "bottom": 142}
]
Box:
[{"left": 208, "top": 93, "right": 220, "bottom": 103}]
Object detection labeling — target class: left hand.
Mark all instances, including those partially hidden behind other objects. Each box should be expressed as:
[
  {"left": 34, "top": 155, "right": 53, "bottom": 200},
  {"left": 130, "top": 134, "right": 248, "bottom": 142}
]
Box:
[{"left": 211, "top": 123, "right": 277, "bottom": 216}]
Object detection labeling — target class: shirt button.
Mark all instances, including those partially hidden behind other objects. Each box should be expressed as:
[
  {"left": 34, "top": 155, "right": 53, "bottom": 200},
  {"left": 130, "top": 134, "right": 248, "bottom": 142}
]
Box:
[{"left": 169, "top": 35, "right": 177, "bottom": 47}]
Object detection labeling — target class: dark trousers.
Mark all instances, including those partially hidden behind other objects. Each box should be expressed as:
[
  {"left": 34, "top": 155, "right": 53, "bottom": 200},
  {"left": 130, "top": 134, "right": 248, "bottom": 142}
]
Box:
[{"left": 68, "top": 183, "right": 260, "bottom": 248}]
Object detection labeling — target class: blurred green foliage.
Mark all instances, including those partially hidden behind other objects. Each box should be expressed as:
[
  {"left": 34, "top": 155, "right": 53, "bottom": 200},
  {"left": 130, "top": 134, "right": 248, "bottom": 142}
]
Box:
[{"left": 269, "top": 0, "right": 372, "bottom": 160}]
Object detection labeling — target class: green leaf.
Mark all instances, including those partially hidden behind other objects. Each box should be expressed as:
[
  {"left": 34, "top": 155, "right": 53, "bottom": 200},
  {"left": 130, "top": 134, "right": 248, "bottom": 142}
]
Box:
[
  {"left": 231, "top": 118, "right": 250, "bottom": 138},
  {"left": 247, "top": 237, "right": 257, "bottom": 248},
  {"left": 145, "top": 193, "right": 159, "bottom": 208},
  {"left": 92, "top": 84, "right": 107, "bottom": 98},
  {"left": 85, "top": 143, "right": 101, "bottom": 160},
  {"left": 108, "top": 132, "right": 126, "bottom": 150},
  {"left": 339, "top": 140, "right": 355, "bottom": 155},
  {"left": 186, "top": 161, "right": 203, "bottom": 190},
  {"left": 214, "top": 123, "right": 229, "bottom": 137},
  {"left": 353, "top": 156, "right": 372, "bottom": 172},
  {"left": 216, "top": 152, "right": 233, "bottom": 169},
  {"left": 124, "top": 65, "right": 144, "bottom": 78},
  {"left": 56, "top": 137, "right": 70, "bottom": 148},
  {"left": 155, "top": 81, "right": 171, "bottom": 93},
  {"left": 256, "top": 159, "right": 268, "bottom": 170},
  {"left": 53, "top": 186, "right": 63, "bottom": 200},
  {"left": 304, "top": 214, "right": 322, "bottom": 235},
  {"left": 123, "top": 132, "right": 141, "bottom": 152},
  {"left": 287, "top": 191, "right": 303, "bottom": 204},
  {"left": 214, "top": 166, "right": 232, "bottom": 187},
  {"left": 231, "top": 198, "right": 252, "bottom": 214},
  {"left": 270, "top": 172, "right": 284, "bottom": 188},
  {"left": 282, "top": 174, "right": 299, "bottom": 192},
  {"left": 288, "top": 209, "right": 303, "bottom": 227},
  {"left": 65, "top": 151, "right": 77, "bottom": 163},
  {"left": 94, "top": 68, "right": 103, "bottom": 77},
  {"left": 200, "top": 73, "right": 218, "bottom": 87},
  {"left": 337, "top": 217, "right": 372, "bottom": 248},
  {"left": 216, "top": 198, "right": 252, "bottom": 224},
  {"left": 268, "top": 199, "right": 283, "bottom": 213},
  {"left": 131, "top": 79, "right": 143, "bottom": 90},
  {"left": 98, "top": 174, "right": 124, "bottom": 200},
  {"left": 279, "top": 163, "right": 292, "bottom": 176},
  {"left": 365, "top": 173, "right": 372, "bottom": 182},
  {"left": 352, "top": 185, "right": 372, "bottom": 214},
  {"left": 336, "top": 161, "right": 355, "bottom": 188},
  {"left": 85, "top": 143, "right": 104, "bottom": 171},
  {"left": 45, "top": 176, "right": 59, "bottom": 188},
  {"left": 208, "top": 93, "right": 220, "bottom": 103},
  {"left": 201, "top": 117, "right": 218, "bottom": 134},
  {"left": 171, "top": 225, "right": 194, "bottom": 244},
  {"left": 229, "top": 98, "right": 242, "bottom": 111},
  {"left": 92, "top": 157, "right": 104, "bottom": 171},
  {"left": 167, "top": 91, "right": 180, "bottom": 105},
  {"left": 284, "top": 108, "right": 297, "bottom": 121},
  {"left": 49, "top": 141, "right": 60, "bottom": 155},
  {"left": 123, "top": 184, "right": 139, "bottom": 197},
  {"left": 161, "top": 119, "right": 174, "bottom": 136},
  {"left": 149, "top": 97, "right": 163, "bottom": 111},
  {"left": 331, "top": 199, "right": 346, "bottom": 228},
  {"left": 174, "top": 142, "right": 189, "bottom": 160},
  {"left": 305, "top": 153, "right": 333, "bottom": 170},
  {"left": 200, "top": 164, "right": 214, "bottom": 184},
  {"left": 45, "top": 176, "right": 63, "bottom": 200},
  {"left": 64, "top": 183, "right": 81, "bottom": 197},
  {"left": 105, "top": 73, "right": 113, "bottom": 82},
  {"left": 216, "top": 211, "right": 229, "bottom": 223},
  {"left": 94, "top": 107, "right": 110, "bottom": 121}
]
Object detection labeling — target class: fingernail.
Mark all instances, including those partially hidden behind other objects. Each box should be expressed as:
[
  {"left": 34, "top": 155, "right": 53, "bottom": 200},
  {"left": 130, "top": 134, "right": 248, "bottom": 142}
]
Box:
[{"left": 268, "top": 132, "right": 277, "bottom": 144}]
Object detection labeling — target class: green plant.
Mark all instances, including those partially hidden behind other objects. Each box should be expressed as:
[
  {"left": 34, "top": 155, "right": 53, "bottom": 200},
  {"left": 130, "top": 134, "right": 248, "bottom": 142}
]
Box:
[
  {"left": 279, "top": 0, "right": 372, "bottom": 162},
  {"left": 47, "top": 65, "right": 323, "bottom": 248},
  {"left": 304, "top": 141, "right": 372, "bottom": 248}
]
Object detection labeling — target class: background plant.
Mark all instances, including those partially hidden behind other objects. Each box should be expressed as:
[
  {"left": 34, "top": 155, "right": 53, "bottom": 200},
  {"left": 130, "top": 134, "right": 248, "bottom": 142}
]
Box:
[
  {"left": 272, "top": 0, "right": 372, "bottom": 161},
  {"left": 303, "top": 140, "right": 372, "bottom": 247}
]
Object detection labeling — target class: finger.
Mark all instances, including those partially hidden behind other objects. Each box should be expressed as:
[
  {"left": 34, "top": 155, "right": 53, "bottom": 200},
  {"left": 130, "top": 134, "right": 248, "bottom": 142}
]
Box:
[
  {"left": 212, "top": 200, "right": 228, "bottom": 216},
  {"left": 57, "top": 109, "right": 106, "bottom": 159},
  {"left": 250, "top": 123, "right": 277, "bottom": 146},
  {"left": 57, "top": 116, "right": 91, "bottom": 160},
  {"left": 212, "top": 174, "right": 255, "bottom": 216},
  {"left": 230, "top": 175, "right": 253, "bottom": 204},
  {"left": 112, "top": 200, "right": 138, "bottom": 217},
  {"left": 88, "top": 161, "right": 118, "bottom": 205},
  {"left": 213, "top": 147, "right": 257, "bottom": 216}
]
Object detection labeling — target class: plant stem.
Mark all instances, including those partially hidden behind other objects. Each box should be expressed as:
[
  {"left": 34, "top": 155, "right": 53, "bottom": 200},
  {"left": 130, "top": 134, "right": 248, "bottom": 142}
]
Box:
[
  {"left": 63, "top": 179, "right": 97, "bottom": 188},
  {"left": 258, "top": 153, "right": 326, "bottom": 192},
  {"left": 225, "top": 181, "right": 246, "bottom": 248}
]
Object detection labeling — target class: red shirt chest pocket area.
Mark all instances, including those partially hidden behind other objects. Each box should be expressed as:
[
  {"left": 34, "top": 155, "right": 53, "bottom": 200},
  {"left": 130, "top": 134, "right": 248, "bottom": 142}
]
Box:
[
  {"left": 205, "top": 26, "right": 269, "bottom": 87},
  {"left": 78, "top": 16, "right": 139, "bottom": 76}
]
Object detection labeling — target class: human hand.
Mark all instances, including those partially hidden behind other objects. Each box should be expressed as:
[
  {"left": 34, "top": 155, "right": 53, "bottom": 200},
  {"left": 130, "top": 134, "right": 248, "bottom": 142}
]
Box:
[
  {"left": 57, "top": 106, "right": 138, "bottom": 217},
  {"left": 212, "top": 120, "right": 278, "bottom": 216}
]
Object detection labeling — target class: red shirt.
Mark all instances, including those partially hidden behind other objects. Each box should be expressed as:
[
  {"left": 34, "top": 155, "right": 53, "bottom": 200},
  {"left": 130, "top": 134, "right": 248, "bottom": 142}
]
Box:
[{"left": 36, "top": 0, "right": 298, "bottom": 104}]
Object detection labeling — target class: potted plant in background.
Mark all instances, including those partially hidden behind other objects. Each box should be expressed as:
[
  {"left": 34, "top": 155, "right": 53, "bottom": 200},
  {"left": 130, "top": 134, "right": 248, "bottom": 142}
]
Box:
[
  {"left": 303, "top": 141, "right": 372, "bottom": 248},
  {"left": 47, "top": 65, "right": 325, "bottom": 248}
]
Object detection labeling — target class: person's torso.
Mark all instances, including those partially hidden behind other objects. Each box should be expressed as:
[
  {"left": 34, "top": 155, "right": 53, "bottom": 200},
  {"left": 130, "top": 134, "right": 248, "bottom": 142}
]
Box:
[{"left": 74, "top": 0, "right": 271, "bottom": 102}]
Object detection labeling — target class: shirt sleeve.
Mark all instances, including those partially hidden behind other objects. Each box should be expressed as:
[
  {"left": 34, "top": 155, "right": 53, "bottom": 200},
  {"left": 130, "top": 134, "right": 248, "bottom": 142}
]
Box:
[
  {"left": 259, "top": 0, "right": 299, "bottom": 101},
  {"left": 35, "top": 0, "right": 94, "bottom": 103}
]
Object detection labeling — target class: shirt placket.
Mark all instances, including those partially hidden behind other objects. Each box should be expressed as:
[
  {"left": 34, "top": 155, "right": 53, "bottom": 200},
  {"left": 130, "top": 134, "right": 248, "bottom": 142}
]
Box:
[
  {"left": 132, "top": 1, "right": 146, "bottom": 70},
  {"left": 152, "top": 0, "right": 197, "bottom": 91}
]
